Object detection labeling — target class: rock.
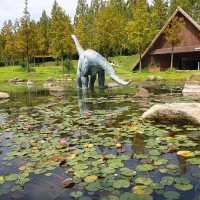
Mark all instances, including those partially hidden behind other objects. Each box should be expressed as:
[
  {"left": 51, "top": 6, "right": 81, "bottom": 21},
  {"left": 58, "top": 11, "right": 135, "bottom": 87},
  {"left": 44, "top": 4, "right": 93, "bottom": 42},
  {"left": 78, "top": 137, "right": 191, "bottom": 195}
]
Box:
[
  {"left": 0, "top": 92, "right": 10, "bottom": 99},
  {"left": 27, "top": 80, "right": 34, "bottom": 86},
  {"left": 142, "top": 103, "right": 200, "bottom": 125},
  {"left": 9, "top": 77, "right": 26, "bottom": 84},
  {"left": 182, "top": 81, "right": 200, "bottom": 97},
  {"left": 135, "top": 88, "right": 150, "bottom": 98},
  {"left": 48, "top": 85, "right": 65, "bottom": 92},
  {"left": 146, "top": 75, "right": 163, "bottom": 81},
  {"left": 62, "top": 178, "right": 75, "bottom": 188}
]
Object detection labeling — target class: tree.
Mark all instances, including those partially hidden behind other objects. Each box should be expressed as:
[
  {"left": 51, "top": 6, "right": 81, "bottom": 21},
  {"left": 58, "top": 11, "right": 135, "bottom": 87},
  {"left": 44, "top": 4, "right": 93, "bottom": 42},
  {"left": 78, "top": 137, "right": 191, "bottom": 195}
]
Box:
[
  {"left": 169, "top": 0, "right": 191, "bottom": 14},
  {"left": 38, "top": 10, "right": 50, "bottom": 55},
  {"left": 94, "top": 3, "right": 127, "bottom": 56},
  {"left": 0, "top": 20, "right": 17, "bottom": 66},
  {"left": 74, "top": 0, "right": 88, "bottom": 25},
  {"left": 126, "top": 0, "right": 151, "bottom": 71},
  {"left": 164, "top": 16, "right": 184, "bottom": 69},
  {"left": 17, "top": 0, "right": 31, "bottom": 71},
  {"left": 151, "top": 0, "right": 168, "bottom": 30},
  {"left": 49, "top": 1, "right": 74, "bottom": 76}
]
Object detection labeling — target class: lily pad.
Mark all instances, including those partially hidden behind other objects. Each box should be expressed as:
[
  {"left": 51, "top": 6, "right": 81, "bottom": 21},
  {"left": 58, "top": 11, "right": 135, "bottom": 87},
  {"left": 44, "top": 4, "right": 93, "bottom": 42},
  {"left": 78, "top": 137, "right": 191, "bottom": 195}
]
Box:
[
  {"left": 112, "top": 179, "right": 130, "bottom": 189},
  {"left": 135, "top": 177, "right": 153, "bottom": 186},
  {"left": 163, "top": 191, "right": 180, "bottom": 200},
  {"left": 136, "top": 164, "right": 154, "bottom": 172},
  {"left": 133, "top": 185, "right": 153, "bottom": 195},
  {"left": 120, "top": 168, "right": 136, "bottom": 177},
  {"left": 160, "top": 176, "right": 174, "bottom": 186},
  {"left": 84, "top": 175, "right": 98, "bottom": 183}
]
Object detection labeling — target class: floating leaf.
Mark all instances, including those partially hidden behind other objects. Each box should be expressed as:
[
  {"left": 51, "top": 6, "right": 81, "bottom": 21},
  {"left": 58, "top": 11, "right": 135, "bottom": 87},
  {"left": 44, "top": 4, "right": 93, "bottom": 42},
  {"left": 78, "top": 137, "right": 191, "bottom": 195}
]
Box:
[
  {"left": 120, "top": 168, "right": 136, "bottom": 177},
  {"left": 187, "top": 158, "right": 200, "bottom": 165},
  {"left": 112, "top": 179, "right": 130, "bottom": 189},
  {"left": 84, "top": 175, "right": 98, "bottom": 183},
  {"left": 163, "top": 191, "right": 180, "bottom": 200},
  {"left": 177, "top": 151, "right": 194, "bottom": 158},
  {"left": 136, "top": 164, "right": 154, "bottom": 172},
  {"left": 135, "top": 177, "right": 153, "bottom": 186},
  {"left": 160, "top": 176, "right": 174, "bottom": 186},
  {"left": 70, "top": 191, "right": 83, "bottom": 199},
  {"left": 133, "top": 185, "right": 153, "bottom": 195}
]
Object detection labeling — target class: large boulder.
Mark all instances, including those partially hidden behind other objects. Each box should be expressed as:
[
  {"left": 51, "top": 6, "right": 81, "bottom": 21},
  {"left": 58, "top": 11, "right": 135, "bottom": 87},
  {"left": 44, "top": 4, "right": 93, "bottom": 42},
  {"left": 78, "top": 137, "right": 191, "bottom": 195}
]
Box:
[
  {"left": 182, "top": 81, "right": 200, "bottom": 97},
  {"left": 142, "top": 103, "right": 200, "bottom": 125},
  {"left": 135, "top": 88, "right": 150, "bottom": 98},
  {"left": 0, "top": 92, "right": 10, "bottom": 99}
]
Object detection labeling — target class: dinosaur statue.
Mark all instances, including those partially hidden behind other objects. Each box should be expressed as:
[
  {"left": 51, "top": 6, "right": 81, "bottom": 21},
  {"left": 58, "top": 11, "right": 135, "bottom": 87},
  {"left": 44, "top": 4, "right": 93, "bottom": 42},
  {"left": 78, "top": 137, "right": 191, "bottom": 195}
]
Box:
[{"left": 71, "top": 35, "right": 129, "bottom": 89}]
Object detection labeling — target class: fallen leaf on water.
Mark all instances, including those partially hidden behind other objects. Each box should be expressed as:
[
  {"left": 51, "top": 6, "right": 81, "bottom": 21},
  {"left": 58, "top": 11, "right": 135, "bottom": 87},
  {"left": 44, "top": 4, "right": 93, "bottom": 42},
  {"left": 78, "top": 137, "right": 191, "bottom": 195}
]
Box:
[
  {"left": 84, "top": 175, "right": 98, "bottom": 183},
  {"left": 177, "top": 151, "right": 194, "bottom": 158}
]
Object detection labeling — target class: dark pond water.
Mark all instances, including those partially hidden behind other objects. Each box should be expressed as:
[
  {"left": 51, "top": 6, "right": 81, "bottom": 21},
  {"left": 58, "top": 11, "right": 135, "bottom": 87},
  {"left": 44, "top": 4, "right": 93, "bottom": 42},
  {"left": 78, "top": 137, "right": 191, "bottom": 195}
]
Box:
[{"left": 0, "top": 82, "right": 200, "bottom": 200}]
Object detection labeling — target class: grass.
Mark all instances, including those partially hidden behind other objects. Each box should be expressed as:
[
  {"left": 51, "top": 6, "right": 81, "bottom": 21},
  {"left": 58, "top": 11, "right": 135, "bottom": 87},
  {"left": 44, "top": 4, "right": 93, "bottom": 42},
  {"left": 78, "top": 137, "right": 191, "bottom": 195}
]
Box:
[{"left": 1, "top": 55, "right": 200, "bottom": 88}]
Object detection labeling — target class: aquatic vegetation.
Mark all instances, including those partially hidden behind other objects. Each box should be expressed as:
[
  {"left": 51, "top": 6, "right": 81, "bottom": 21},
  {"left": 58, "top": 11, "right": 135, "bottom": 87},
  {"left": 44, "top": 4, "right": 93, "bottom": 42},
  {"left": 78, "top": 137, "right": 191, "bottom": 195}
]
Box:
[{"left": 0, "top": 83, "right": 200, "bottom": 199}]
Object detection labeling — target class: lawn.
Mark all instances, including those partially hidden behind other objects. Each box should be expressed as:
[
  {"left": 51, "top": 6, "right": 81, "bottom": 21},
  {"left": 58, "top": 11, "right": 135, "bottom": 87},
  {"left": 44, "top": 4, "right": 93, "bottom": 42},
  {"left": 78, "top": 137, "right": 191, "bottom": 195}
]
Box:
[{"left": 0, "top": 55, "right": 200, "bottom": 84}]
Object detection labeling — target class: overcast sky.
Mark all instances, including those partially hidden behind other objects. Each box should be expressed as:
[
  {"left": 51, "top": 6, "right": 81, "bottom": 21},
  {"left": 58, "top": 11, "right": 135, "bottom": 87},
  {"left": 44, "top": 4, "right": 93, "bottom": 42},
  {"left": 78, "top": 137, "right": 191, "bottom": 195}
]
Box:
[
  {"left": 0, "top": 0, "right": 153, "bottom": 27},
  {"left": 0, "top": 0, "right": 92, "bottom": 27}
]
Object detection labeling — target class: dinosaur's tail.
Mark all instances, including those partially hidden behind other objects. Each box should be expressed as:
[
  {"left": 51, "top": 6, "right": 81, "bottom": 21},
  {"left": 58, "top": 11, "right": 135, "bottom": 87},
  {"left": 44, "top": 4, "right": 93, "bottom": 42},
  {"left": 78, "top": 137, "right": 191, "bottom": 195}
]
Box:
[{"left": 71, "top": 35, "right": 84, "bottom": 56}]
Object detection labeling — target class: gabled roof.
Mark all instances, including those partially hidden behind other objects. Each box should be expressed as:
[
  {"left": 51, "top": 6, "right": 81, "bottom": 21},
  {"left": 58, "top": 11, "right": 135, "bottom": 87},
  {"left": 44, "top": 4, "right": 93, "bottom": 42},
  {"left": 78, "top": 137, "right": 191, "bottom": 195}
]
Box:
[{"left": 133, "top": 7, "right": 200, "bottom": 70}]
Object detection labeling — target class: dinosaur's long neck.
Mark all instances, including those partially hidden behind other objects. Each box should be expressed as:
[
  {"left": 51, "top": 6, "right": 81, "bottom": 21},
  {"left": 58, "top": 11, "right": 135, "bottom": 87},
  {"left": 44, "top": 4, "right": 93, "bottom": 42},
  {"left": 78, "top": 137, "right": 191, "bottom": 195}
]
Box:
[{"left": 71, "top": 35, "right": 84, "bottom": 56}]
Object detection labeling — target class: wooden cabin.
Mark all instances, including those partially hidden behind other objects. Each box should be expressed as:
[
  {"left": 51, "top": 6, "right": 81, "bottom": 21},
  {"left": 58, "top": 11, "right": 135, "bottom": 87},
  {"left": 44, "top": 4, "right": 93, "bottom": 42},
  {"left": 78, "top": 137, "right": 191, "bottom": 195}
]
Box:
[{"left": 133, "top": 7, "right": 200, "bottom": 71}]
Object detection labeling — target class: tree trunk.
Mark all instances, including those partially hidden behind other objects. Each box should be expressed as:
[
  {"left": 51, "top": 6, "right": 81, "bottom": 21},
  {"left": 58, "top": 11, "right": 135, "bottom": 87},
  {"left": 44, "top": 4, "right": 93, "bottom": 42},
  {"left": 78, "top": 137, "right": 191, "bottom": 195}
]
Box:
[
  {"left": 139, "top": 53, "right": 142, "bottom": 72},
  {"left": 170, "top": 46, "right": 174, "bottom": 70},
  {"left": 61, "top": 56, "right": 64, "bottom": 80}
]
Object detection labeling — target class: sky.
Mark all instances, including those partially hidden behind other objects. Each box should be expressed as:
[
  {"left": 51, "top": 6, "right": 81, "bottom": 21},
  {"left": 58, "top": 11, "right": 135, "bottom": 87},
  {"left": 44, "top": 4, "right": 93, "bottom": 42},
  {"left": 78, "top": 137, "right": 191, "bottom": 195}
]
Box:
[{"left": 0, "top": 0, "right": 92, "bottom": 27}]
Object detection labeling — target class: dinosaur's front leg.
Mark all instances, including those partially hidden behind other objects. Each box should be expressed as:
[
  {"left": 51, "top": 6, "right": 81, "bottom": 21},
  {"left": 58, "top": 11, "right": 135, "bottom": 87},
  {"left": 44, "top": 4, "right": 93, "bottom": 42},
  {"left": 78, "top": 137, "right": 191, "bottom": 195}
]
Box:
[
  {"left": 89, "top": 74, "right": 97, "bottom": 90},
  {"left": 81, "top": 76, "right": 89, "bottom": 89}
]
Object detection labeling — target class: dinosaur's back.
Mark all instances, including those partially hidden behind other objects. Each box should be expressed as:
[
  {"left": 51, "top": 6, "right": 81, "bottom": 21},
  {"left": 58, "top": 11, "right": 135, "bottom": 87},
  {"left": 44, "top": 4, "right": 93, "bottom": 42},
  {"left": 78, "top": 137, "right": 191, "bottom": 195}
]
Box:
[{"left": 83, "top": 49, "right": 107, "bottom": 66}]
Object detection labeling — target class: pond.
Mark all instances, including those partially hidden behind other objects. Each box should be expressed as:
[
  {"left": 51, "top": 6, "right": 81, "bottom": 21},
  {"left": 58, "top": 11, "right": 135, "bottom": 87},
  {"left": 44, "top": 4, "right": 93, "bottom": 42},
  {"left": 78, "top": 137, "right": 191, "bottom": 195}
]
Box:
[{"left": 0, "top": 81, "right": 200, "bottom": 200}]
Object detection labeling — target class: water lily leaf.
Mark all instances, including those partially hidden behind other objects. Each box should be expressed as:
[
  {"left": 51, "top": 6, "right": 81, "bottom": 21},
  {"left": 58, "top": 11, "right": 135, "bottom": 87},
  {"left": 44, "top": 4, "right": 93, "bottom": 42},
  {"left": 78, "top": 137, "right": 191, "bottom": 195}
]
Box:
[
  {"left": 4, "top": 174, "right": 18, "bottom": 182},
  {"left": 112, "top": 179, "right": 130, "bottom": 189},
  {"left": 83, "top": 144, "right": 94, "bottom": 148},
  {"left": 101, "top": 195, "right": 120, "bottom": 200},
  {"left": 149, "top": 149, "right": 161, "bottom": 156},
  {"left": 136, "top": 164, "right": 154, "bottom": 172},
  {"left": 177, "top": 151, "right": 194, "bottom": 158},
  {"left": 85, "top": 181, "right": 102, "bottom": 192},
  {"left": 154, "top": 159, "right": 168, "bottom": 166},
  {"left": 0, "top": 176, "right": 5, "bottom": 184},
  {"left": 187, "top": 158, "right": 200, "bottom": 165},
  {"left": 84, "top": 175, "right": 98, "bottom": 183},
  {"left": 120, "top": 192, "right": 153, "bottom": 200},
  {"left": 120, "top": 168, "right": 136, "bottom": 177},
  {"left": 174, "top": 183, "right": 193, "bottom": 191},
  {"left": 166, "top": 164, "right": 178, "bottom": 170},
  {"left": 163, "top": 191, "right": 180, "bottom": 200},
  {"left": 70, "top": 191, "right": 83, "bottom": 199},
  {"left": 135, "top": 177, "right": 153, "bottom": 186},
  {"left": 174, "top": 177, "right": 193, "bottom": 191},
  {"left": 133, "top": 185, "right": 153, "bottom": 195},
  {"left": 160, "top": 176, "right": 174, "bottom": 186},
  {"left": 192, "top": 172, "right": 200, "bottom": 178}
]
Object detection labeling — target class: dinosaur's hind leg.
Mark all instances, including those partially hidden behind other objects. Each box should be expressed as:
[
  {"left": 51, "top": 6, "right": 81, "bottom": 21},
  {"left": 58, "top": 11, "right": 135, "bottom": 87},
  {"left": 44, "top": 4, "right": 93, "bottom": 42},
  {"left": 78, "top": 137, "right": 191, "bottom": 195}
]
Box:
[{"left": 98, "top": 70, "right": 106, "bottom": 89}]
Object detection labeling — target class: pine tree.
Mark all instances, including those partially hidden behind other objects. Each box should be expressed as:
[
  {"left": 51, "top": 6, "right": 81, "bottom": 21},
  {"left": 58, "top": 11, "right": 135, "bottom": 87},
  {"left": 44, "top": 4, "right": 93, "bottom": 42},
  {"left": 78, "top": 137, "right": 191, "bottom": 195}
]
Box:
[
  {"left": 74, "top": 0, "right": 88, "bottom": 25},
  {"left": 17, "top": 0, "right": 31, "bottom": 71},
  {"left": 169, "top": 0, "right": 191, "bottom": 14},
  {"left": 38, "top": 10, "right": 50, "bottom": 55},
  {"left": 126, "top": 0, "right": 151, "bottom": 71},
  {"left": 1, "top": 20, "right": 17, "bottom": 65},
  {"left": 151, "top": 0, "right": 168, "bottom": 30},
  {"left": 49, "top": 1, "right": 74, "bottom": 76},
  {"left": 94, "top": 3, "right": 127, "bottom": 56}
]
